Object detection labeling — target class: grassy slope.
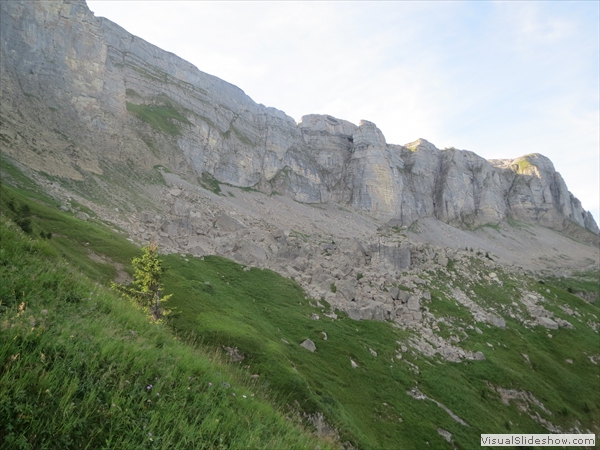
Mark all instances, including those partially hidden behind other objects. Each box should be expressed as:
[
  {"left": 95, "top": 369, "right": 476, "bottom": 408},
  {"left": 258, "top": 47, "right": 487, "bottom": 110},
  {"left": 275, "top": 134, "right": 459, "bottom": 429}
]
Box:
[
  {"left": 165, "top": 255, "right": 600, "bottom": 449},
  {"left": 0, "top": 185, "right": 334, "bottom": 450},
  {"left": 1, "top": 178, "right": 598, "bottom": 449}
]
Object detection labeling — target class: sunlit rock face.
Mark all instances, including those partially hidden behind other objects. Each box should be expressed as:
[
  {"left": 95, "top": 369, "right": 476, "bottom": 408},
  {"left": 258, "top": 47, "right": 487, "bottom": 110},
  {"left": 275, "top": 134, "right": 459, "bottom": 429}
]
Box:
[{"left": 1, "top": 0, "right": 597, "bottom": 234}]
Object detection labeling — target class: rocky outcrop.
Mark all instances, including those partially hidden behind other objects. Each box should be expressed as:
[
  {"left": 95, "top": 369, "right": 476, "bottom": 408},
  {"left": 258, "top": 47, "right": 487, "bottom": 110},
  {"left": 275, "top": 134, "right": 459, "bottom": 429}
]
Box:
[{"left": 0, "top": 0, "right": 597, "bottom": 234}]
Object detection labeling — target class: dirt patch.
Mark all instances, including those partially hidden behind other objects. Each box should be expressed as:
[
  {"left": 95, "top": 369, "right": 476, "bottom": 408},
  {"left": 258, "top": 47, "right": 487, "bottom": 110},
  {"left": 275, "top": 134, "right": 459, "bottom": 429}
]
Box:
[{"left": 87, "top": 250, "right": 132, "bottom": 285}]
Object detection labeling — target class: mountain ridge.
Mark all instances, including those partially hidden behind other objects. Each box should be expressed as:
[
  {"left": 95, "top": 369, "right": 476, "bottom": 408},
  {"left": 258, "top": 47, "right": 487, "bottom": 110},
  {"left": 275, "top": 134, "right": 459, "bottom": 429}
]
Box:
[{"left": 1, "top": 0, "right": 597, "bottom": 235}]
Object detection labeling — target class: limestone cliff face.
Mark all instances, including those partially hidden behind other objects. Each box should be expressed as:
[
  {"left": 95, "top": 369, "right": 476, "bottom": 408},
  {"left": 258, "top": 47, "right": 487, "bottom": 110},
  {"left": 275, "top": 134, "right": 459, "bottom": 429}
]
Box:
[{"left": 1, "top": 0, "right": 597, "bottom": 234}]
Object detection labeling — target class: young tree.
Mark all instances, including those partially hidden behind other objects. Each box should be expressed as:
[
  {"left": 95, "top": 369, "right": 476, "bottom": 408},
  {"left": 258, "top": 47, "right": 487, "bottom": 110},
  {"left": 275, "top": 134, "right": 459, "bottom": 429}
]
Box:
[{"left": 112, "top": 242, "right": 171, "bottom": 321}]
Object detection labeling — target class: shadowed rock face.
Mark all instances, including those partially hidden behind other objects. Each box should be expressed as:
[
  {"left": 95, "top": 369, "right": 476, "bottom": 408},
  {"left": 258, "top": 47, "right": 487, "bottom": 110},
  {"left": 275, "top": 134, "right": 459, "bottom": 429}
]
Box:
[{"left": 1, "top": 0, "right": 597, "bottom": 234}]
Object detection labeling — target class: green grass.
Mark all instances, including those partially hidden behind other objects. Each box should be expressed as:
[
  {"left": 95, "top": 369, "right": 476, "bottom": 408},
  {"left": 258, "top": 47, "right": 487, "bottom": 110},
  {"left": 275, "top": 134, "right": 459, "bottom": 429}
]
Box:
[
  {"left": 199, "top": 172, "right": 222, "bottom": 195},
  {"left": 0, "top": 155, "right": 59, "bottom": 206},
  {"left": 515, "top": 158, "right": 533, "bottom": 174},
  {"left": 164, "top": 250, "right": 600, "bottom": 448},
  {"left": 543, "top": 270, "right": 600, "bottom": 308},
  {"left": 0, "top": 184, "right": 138, "bottom": 284},
  {"left": 0, "top": 198, "right": 335, "bottom": 449},
  {"left": 126, "top": 102, "right": 190, "bottom": 137}
]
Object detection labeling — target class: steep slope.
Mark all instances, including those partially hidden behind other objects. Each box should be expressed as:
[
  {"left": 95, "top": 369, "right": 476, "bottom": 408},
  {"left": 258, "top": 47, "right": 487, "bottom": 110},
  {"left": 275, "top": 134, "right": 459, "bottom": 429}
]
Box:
[
  {"left": 0, "top": 185, "right": 337, "bottom": 450},
  {"left": 1, "top": 0, "right": 597, "bottom": 234}
]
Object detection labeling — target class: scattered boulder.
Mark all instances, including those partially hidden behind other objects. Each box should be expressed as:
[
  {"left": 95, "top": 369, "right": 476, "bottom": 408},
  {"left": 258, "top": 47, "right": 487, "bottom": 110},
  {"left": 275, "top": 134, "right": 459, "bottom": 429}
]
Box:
[
  {"left": 337, "top": 279, "right": 357, "bottom": 302},
  {"left": 171, "top": 199, "right": 189, "bottom": 216},
  {"left": 300, "top": 339, "right": 316, "bottom": 352},
  {"left": 555, "top": 318, "right": 573, "bottom": 329},
  {"left": 488, "top": 314, "right": 506, "bottom": 328},
  {"left": 141, "top": 211, "right": 155, "bottom": 223},
  {"left": 215, "top": 214, "right": 245, "bottom": 232},
  {"left": 397, "top": 290, "right": 410, "bottom": 303},
  {"left": 473, "top": 351, "right": 486, "bottom": 361},
  {"left": 538, "top": 317, "right": 559, "bottom": 329},
  {"left": 407, "top": 296, "right": 421, "bottom": 312}
]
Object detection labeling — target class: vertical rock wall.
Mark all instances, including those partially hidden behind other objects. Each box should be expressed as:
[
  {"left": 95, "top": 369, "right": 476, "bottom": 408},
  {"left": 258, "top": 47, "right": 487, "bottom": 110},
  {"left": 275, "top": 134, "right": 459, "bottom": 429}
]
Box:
[{"left": 1, "top": 0, "right": 597, "bottom": 235}]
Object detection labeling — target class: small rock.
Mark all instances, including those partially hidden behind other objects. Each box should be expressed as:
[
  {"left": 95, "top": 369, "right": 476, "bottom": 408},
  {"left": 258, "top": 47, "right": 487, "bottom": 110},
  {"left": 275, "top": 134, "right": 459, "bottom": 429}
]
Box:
[
  {"left": 310, "top": 313, "right": 320, "bottom": 320},
  {"left": 437, "top": 428, "right": 452, "bottom": 443},
  {"left": 350, "top": 359, "right": 358, "bottom": 368},
  {"left": 565, "top": 359, "right": 573, "bottom": 364},
  {"left": 538, "top": 317, "right": 558, "bottom": 329},
  {"left": 488, "top": 314, "right": 506, "bottom": 328},
  {"left": 407, "top": 296, "right": 421, "bottom": 312},
  {"left": 300, "top": 339, "right": 316, "bottom": 352},
  {"left": 369, "top": 348, "right": 378, "bottom": 357},
  {"left": 473, "top": 351, "right": 486, "bottom": 361}
]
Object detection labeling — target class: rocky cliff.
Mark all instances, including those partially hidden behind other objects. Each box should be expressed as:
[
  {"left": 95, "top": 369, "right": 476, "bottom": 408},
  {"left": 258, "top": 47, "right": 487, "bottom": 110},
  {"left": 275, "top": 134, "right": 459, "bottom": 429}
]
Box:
[{"left": 1, "top": 0, "right": 598, "bottom": 234}]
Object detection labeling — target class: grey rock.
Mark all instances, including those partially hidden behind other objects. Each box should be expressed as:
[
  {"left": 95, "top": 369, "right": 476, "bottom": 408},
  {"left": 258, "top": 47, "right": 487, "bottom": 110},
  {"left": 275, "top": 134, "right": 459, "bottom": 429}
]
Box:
[
  {"left": 215, "top": 214, "right": 245, "bottom": 232},
  {"left": 473, "top": 351, "right": 486, "bottom": 361},
  {"left": 488, "top": 314, "right": 506, "bottom": 328},
  {"left": 437, "top": 428, "right": 452, "bottom": 443},
  {"left": 170, "top": 199, "right": 189, "bottom": 216},
  {"left": 346, "top": 308, "right": 362, "bottom": 321},
  {"left": 300, "top": 339, "right": 316, "bottom": 352},
  {"left": 232, "top": 242, "right": 267, "bottom": 265},
  {"left": 1, "top": 0, "right": 597, "bottom": 235},
  {"left": 141, "top": 212, "right": 155, "bottom": 223},
  {"left": 397, "top": 290, "right": 411, "bottom": 304},
  {"left": 538, "top": 317, "right": 559, "bottom": 329},
  {"left": 337, "top": 279, "right": 357, "bottom": 302},
  {"left": 407, "top": 296, "right": 421, "bottom": 312}
]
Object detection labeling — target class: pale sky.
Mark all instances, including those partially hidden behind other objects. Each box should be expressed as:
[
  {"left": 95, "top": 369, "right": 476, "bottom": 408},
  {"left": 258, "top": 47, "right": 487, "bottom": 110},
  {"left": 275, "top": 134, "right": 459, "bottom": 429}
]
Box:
[{"left": 87, "top": 1, "right": 599, "bottom": 224}]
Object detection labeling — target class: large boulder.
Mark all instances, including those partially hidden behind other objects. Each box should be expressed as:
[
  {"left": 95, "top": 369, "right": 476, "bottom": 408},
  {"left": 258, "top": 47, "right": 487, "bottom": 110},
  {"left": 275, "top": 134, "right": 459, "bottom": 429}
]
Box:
[
  {"left": 300, "top": 339, "right": 317, "bottom": 352},
  {"left": 215, "top": 214, "right": 245, "bottom": 232}
]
